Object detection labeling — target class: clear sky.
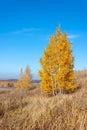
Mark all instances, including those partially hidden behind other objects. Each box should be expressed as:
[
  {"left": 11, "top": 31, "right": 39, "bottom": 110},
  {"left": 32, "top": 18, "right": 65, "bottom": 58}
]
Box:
[{"left": 0, "top": 0, "right": 87, "bottom": 79}]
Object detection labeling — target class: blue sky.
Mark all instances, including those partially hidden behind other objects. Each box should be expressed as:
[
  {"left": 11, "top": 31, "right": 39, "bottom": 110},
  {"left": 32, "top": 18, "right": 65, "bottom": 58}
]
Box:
[{"left": 0, "top": 0, "right": 87, "bottom": 79}]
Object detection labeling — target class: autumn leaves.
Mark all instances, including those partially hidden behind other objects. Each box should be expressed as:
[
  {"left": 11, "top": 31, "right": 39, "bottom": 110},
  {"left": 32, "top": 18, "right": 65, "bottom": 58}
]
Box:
[
  {"left": 39, "top": 28, "right": 77, "bottom": 95},
  {"left": 16, "top": 66, "right": 32, "bottom": 89},
  {"left": 17, "top": 27, "right": 77, "bottom": 95}
]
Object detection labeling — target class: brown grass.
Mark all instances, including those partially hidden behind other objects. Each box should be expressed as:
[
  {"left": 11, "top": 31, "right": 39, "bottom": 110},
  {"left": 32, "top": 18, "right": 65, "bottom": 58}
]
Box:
[{"left": 0, "top": 70, "right": 87, "bottom": 130}]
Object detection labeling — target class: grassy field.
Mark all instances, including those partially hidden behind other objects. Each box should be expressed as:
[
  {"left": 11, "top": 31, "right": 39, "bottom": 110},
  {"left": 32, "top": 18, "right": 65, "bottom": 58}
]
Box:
[{"left": 0, "top": 70, "right": 87, "bottom": 130}]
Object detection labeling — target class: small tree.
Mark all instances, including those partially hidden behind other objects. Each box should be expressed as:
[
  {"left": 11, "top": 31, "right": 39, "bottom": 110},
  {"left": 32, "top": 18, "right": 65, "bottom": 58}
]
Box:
[
  {"left": 39, "top": 28, "right": 76, "bottom": 95},
  {"left": 16, "top": 66, "right": 32, "bottom": 89},
  {"left": 23, "top": 66, "right": 32, "bottom": 88}
]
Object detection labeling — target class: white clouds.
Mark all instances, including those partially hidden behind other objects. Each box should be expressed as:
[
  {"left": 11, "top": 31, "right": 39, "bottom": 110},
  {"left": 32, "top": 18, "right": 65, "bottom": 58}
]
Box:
[
  {"left": 68, "top": 34, "right": 79, "bottom": 39},
  {"left": 11, "top": 28, "right": 40, "bottom": 34},
  {"left": 40, "top": 34, "right": 80, "bottom": 41},
  {"left": 10, "top": 28, "right": 79, "bottom": 40}
]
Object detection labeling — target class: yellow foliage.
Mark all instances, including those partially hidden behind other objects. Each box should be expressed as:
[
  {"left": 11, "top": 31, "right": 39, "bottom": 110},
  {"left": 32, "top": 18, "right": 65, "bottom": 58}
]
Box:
[
  {"left": 39, "top": 27, "right": 77, "bottom": 95},
  {"left": 16, "top": 66, "right": 32, "bottom": 89}
]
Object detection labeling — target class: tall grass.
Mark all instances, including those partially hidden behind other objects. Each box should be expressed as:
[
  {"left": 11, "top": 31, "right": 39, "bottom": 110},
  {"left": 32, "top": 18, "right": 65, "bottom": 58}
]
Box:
[{"left": 0, "top": 70, "right": 87, "bottom": 130}]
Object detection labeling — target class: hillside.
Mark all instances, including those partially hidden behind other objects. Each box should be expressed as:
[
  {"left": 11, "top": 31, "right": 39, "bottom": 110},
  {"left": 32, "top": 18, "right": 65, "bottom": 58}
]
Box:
[{"left": 0, "top": 70, "right": 87, "bottom": 130}]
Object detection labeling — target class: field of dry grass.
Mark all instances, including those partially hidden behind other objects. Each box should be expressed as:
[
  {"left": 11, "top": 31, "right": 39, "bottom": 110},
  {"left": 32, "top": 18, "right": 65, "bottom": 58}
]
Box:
[{"left": 0, "top": 70, "right": 87, "bottom": 130}]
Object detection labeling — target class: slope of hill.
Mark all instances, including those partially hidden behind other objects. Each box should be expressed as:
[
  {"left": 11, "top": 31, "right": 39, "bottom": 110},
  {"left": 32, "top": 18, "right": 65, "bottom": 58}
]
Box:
[{"left": 0, "top": 70, "right": 87, "bottom": 130}]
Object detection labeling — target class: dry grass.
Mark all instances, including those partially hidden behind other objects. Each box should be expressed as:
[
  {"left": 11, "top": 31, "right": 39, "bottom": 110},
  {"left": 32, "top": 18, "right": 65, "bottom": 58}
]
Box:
[{"left": 0, "top": 70, "right": 87, "bottom": 130}]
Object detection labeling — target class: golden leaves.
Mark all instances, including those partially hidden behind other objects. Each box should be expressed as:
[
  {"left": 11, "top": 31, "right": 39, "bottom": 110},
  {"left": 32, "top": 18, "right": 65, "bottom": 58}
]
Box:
[
  {"left": 16, "top": 66, "right": 32, "bottom": 89},
  {"left": 39, "top": 27, "right": 77, "bottom": 94}
]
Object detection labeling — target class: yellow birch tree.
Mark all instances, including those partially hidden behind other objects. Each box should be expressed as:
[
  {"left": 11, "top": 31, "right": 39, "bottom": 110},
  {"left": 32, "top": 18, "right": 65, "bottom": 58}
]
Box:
[
  {"left": 16, "top": 66, "right": 32, "bottom": 88},
  {"left": 39, "top": 29, "right": 61, "bottom": 95},
  {"left": 39, "top": 27, "right": 76, "bottom": 95},
  {"left": 23, "top": 66, "right": 32, "bottom": 88},
  {"left": 56, "top": 33, "right": 76, "bottom": 93}
]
